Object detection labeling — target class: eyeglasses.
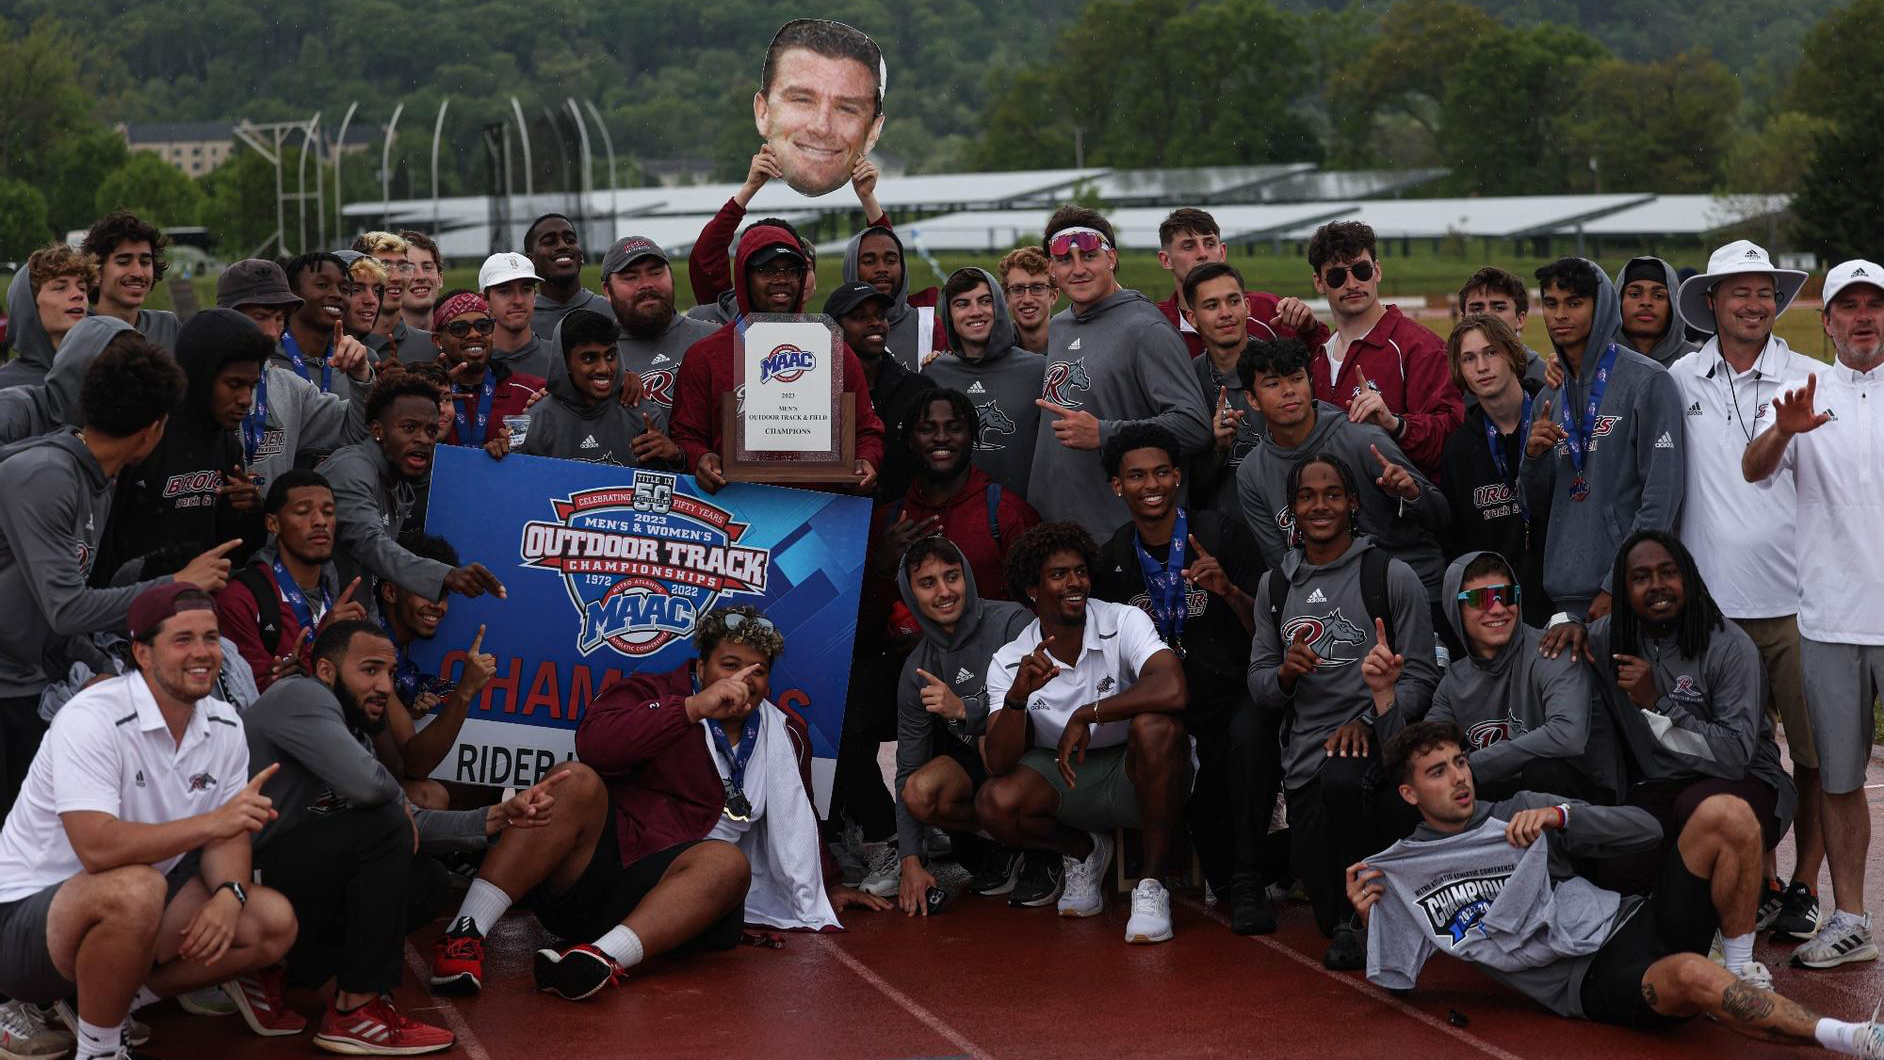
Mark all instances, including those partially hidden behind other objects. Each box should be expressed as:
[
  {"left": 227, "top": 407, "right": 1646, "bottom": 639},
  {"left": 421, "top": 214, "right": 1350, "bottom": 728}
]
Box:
[
  {"left": 722, "top": 612, "right": 777, "bottom": 633},
  {"left": 442, "top": 318, "right": 497, "bottom": 338},
  {"left": 379, "top": 261, "right": 416, "bottom": 276},
  {"left": 1004, "top": 283, "right": 1053, "bottom": 299},
  {"left": 1047, "top": 231, "right": 1111, "bottom": 259},
  {"left": 1456, "top": 583, "right": 1520, "bottom": 610},
  {"left": 750, "top": 262, "right": 806, "bottom": 280},
  {"left": 1321, "top": 261, "right": 1376, "bottom": 288}
]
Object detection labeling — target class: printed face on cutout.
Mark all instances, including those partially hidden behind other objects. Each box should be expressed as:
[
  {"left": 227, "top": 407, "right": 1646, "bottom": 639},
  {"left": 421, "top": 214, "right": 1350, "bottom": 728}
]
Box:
[{"left": 754, "top": 45, "right": 884, "bottom": 196}]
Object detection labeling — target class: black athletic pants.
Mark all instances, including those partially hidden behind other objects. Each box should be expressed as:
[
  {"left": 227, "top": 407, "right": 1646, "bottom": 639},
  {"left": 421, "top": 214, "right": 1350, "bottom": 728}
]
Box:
[
  {"left": 0, "top": 697, "right": 47, "bottom": 821},
  {"left": 256, "top": 801, "right": 452, "bottom": 995},
  {"left": 1286, "top": 752, "right": 1420, "bottom": 937},
  {"left": 828, "top": 649, "right": 900, "bottom": 842}
]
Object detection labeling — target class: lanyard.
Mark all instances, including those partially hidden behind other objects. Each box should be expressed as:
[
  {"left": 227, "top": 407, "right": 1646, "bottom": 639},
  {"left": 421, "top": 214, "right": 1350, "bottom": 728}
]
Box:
[
  {"left": 1558, "top": 342, "right": 1619, "bottom": 494},
  {"left": 1483, "top": 392, "right": 1532, "bottom": 524},
  {"left": 452, "top": 369, "right": 497, "bottom": 446},
  {"left": 271, "top": 557, "right": 328, "bottom": 646},
  {"left": 381, "top": 615, "right": 424, "bottom": 703},
  {"left": 693, "top": 667, "right": 761, "bottom": 792},
  {"left": 281, "top": 330, "right": 334, "bottom": 393},
  {"left": 1132, "top": 509, "right": 1189, "bottom": 653},
  {"left": 242, "top": 369, "right": 270, "bottom": 464}
]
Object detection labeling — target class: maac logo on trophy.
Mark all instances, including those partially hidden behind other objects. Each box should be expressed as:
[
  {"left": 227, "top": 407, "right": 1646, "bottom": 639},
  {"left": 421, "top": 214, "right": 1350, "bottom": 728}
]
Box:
[
  {"left": 519, "top": 471, "right": 771, "bottom": 657},
  {"left": 760, "top": 344, "right": 818, "bottom": 384}
]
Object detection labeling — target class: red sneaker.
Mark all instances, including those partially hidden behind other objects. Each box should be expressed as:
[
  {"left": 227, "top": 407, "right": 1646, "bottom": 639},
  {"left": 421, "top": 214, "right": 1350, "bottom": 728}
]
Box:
[
  {"left": 313, "top": 996, "right": 453, "bottom": 1056},
  {"left": 430, "top": 926, "right": 485, "bottom": 994},
  {"left": 533, "top": 943, "right": 628, "bottom": 1001},
  {"left": 221, "top": 967, "right": 308, "bottom": 1037}
]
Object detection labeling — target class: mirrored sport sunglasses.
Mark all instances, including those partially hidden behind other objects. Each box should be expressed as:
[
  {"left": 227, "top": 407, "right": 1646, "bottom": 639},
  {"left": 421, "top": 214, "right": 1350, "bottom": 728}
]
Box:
[
  {"left": 722, "top": 612, "right": 777, "bottom": 633},
  {"left": 442, "top": 318, "right": 497, "bottom": 338},
  {"left": 1047, "top": 229, "right": 1112, "bottom": 258},
  {"left": 1321, "top": 260, "right": 1376, "bottom": 288},
  {"left": 1455, "top": 583, "right": 1520, "bottom": 611}
]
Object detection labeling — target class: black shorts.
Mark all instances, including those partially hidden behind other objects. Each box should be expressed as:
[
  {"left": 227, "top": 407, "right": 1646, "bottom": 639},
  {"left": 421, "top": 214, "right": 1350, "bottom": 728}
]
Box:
[
  {"left": 930, "top": 723, "right": 988, "bottom": 791},
  {"left": 526, "top": 809, "right": 741, "bottom": 954},
  {"left": 1578, "top": 846, "right": 1718, "bottom": 1027}
]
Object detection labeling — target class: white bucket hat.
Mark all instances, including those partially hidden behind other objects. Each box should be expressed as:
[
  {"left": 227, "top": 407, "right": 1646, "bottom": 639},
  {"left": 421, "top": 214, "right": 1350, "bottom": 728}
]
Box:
[{"left": 1676, "top": 240, "right": 1809, "bottom": 333}]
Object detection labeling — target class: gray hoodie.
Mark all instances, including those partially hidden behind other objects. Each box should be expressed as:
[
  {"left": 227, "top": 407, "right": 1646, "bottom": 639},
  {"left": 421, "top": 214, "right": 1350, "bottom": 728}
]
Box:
[
  {"left": 0, "top": 316, "right": 132, "bottom": 444},
  {"left": 492, "top": 333, "right": 552, "bottom": 380},
  {"left": 921, "top": 268, "right": 1045, "bottom": 496},
  {"left": 891, "top": 553, "right": 1033, "bottom": 858},
  {"left": 843, "top": 227, "right": 936, "bottom": 372},
  {"left": 1365, "top": 792, "right": 1663, "bottom": 1018},
  {"left": 1519, "top": 261, "right": 1685, "bottom": 615},
  {"left": 0, "top": 268, "right": 55, "bottom": 389},
  {"left": 531, "top": 286, "right": 609, "bottom": 341},
  {"left": 248, "top": 364, "right": 372, "bottom": 494},
  {"left": 0, "top": 430, "right": 168, "bottom": 696},
  {"left": 130, "top": 309, "right": 181, "bottom": 353},
  {"left": 1247, "top": 536, "right": 1439, "bottom": 789},
  {"left": 1612, "top": 257, "right": 1700, "bottom": 369},
  {"left": 1028, "top": 288, "right": 1211, "bottom": 538},
  {"left": 547, "top": 309, "right": 716, "bottom": 434},
  {"left": 519, "top": 330, "right": 674, "bottom": 468},
  {"left": 1390, "top": 552, "right": 1623, "bottom": 800},
  {"left": 314, "top": 442, "right": 450, "bottom": 601},
  {"left": 243, "top": 675, "right": 487, "bottom": 853},
  {"left": 1586, "top": 614, "right": 1798, "bottom": 833},
  {"left": 1235, "top": 401, "right": 1450, "bottom": 599}
]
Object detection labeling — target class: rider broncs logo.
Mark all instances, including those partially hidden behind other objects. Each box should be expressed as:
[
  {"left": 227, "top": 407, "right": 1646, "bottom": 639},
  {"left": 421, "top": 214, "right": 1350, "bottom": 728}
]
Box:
[
  {"left": 520, "top": 472, "right": 771, "bottom": 657},
  {"left": 760, "top": 344, "right": 817, "bottom": 384}
]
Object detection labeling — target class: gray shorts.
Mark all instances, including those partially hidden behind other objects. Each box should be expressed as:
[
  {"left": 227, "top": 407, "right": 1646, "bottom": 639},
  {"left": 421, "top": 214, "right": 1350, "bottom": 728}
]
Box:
[
  {"left": 1800, "top": 638, "right": 1884, "bottom": 795},
  {"left": 0, "top": 855, "right": 198, "bottom": 1004},
  {"left": 1020, "top": 745, "right": 1144, "bottom": 833}
]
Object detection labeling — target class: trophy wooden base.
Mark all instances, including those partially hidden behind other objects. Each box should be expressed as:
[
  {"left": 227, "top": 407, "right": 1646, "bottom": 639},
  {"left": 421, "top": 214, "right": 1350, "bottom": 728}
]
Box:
[{"left": 720, "top": 392, "right": 858, "bottom": 484}]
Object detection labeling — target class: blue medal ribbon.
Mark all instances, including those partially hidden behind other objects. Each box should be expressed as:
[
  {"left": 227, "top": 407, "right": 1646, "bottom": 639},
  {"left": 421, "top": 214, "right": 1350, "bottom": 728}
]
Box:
[
  {"left": 452, "top": 368, "right": 497, "bottom": 446},
  {"left": 1558, "top": 342, "right": 1618, "bottom": 501},
  {"left": 693, "top": 667, "right": 761, "bottom": 794},
  {"left": 271, "top": 557, "right": 329, "bottom": 648},
  {"left": 242, "top": 369, "right": 270, "bottom": 466},
  {"left": 1483, "top": 392, "right": 1532, "bottom": 524},
  {"left": 281, "top": 330, "right": 334, "bottom": 393},
  {"left": 381, "top": 615, "right": 426, "bottom": 703},
  {"left": 1132, "top": 508, "right": 1189, "bottom": 652}
]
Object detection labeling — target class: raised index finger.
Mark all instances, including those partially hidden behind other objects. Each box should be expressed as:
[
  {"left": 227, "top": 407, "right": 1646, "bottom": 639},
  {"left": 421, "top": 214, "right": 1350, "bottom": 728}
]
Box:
[
  {"left": 1035, "top": 398, "right": 1070, "bottom": 417},
  {"left": 210, "top": 537, "right": 245, "bottom": 558},
  {"left": 1370, "top": 443, "right": 1391, "bottom": 469},
  {"left": 244, "top": 762, "right": 281, "bottom": 792},
  {"left": 1373, "top": 616, "right": 1388, "bottom": 648},
  {"left": 336, "top": 577, "right": 361, "bottom": 606},
  {"left": 914, "top": 667, "right": 944, "bottom": 687},
  {"left": 469, "top": 624, "right": 486, "bottom": 654},
  {"left": 1186, "top": 533, "right": 1212, "bottom": 560}
]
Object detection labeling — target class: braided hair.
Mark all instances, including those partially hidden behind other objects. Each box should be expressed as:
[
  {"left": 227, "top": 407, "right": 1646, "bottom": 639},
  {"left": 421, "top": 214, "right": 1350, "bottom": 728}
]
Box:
[
  {"left": 1284, "top": 452, "right": 1362, "bottom": 549},
  {"left": 1608, "top": 529, "right": 1723, "bottom": 661}
]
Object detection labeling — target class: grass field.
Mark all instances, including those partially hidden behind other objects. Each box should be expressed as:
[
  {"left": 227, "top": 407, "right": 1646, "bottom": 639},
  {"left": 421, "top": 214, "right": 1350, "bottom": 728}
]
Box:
[{"left": 142, "top": 246, "right": 1840, "bottom": 366}]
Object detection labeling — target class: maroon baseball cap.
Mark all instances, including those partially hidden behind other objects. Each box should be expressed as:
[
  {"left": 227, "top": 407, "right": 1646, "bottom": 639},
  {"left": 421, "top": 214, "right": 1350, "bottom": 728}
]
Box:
[{"left": 128, "top": 583, "right": 216, "bottom": 640}]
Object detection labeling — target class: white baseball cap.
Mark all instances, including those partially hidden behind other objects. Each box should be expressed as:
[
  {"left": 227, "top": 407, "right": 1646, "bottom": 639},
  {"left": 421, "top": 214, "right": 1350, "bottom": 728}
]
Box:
[
  {"left": 1675, "top": 239, "right": 1809, "bottom": 333},
  {"left": 1822, "top": 259, "right": 1884, "bottom": 306},
  {"left": 478, "top": 252, "right": 542, "bottom": 291}
]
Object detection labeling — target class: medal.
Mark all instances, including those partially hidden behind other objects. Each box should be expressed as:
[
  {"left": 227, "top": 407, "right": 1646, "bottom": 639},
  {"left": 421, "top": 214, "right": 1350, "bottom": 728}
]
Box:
[
  {"left": 722, "top": 778, "right": 752, "bottom": 821},
  {"left": 1133, "top": 509, "right": 1189, "bottom": 656},
  {"left": 1557, "top": 343, "right": 1617, "bottom": 505},
  {"left": 697, "top": 667, "right": 762, "bottom": 821},
  {"left": 1569, "top": 473, "right": 1590, "bottom": 502}
]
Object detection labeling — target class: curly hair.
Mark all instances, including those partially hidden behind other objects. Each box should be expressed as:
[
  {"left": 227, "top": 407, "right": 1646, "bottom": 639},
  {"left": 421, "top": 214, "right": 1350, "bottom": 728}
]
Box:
[
  {"left": 1306, "top": 220, "right": 1376, "bottom": 274},
  {"left": 1100, "top": 422, "right": 1180, "bottom": 480},
  {"left": 1003, "top": 521, "right": 1099, "bottom": 602},
  {"left": 347, "top": 256, "right": 388, "bottom": 285},
  {"left": 365, "top": 372, "right": 442, "bottom": 424},
  {"left": 352, "top": 231, "right": 408, "bottom": 256},
  {"left": 694, "top": 605, "right": 785, "bottom": 662},
  {"left": 1237, "top": 337, "right": 1312, "bottom": 392},
  {"left": 81, "top": 336, "right": 185, "bottom": 437},
  {"left": 1535, "top": 257, "right": 1600, "bottom": 300},
  {"left": 997, "top": 246, "right": 1051, "bottom": 284},
  {"left": 26, "top": 242, "right": 98, "bottom": 296},
  {"left": 1384, "top": 720, "right": 1467, "bottom": 785},
  {"left": 82, "top": 211, "right": 168, "bottom": 284}
]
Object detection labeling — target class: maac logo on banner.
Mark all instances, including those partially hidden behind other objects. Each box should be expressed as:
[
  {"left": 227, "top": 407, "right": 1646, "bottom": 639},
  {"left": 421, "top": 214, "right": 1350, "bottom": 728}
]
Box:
[
  {"left": 519, "top": 471, "right": 772, "bottom": 657},
  {"left": 760, "top": 344, "right": 817, "bottom": 384}
]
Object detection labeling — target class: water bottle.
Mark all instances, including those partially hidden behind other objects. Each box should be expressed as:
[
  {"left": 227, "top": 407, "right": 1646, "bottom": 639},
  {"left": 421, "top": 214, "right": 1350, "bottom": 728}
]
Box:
[{"left": 1435, "top": 642, "right": 1451, "bottom": 672}]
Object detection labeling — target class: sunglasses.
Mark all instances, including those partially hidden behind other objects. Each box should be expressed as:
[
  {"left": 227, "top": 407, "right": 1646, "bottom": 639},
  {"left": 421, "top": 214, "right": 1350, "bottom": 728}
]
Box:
[
  {"left": 443, "top": 318, "right": 497, "bottom": 338},
  {"left": 1321, "top": 261, "right": 1377, "bottom": 288},
  {"left": 722, "top": 612, "right": 777, "bottom": 633},
  {"left": 1048, "top": 231, "right": 1112, "bottom": 259},
  {"left": 1456, "top": 583, "right": 1520, "bottom": 610}
]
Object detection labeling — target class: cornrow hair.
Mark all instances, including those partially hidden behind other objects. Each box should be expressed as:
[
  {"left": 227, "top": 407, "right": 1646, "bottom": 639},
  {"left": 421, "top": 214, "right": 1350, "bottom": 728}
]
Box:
[
  {"left": 1608, "top": 529, "right": 1723, "bottom": 662},
  {"left": 1002, "top": 521, "right": 1099, "bottom": 604}
]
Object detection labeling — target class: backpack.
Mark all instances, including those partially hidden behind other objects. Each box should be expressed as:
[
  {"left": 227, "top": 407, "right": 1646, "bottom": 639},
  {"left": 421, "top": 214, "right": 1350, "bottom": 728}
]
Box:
[
  {"left": 888, "top": 481, "right": 1005, "bottom": 548},
  {"left": 233, "top": 565, "right": 283, "bottom": 656},
  {"left": 1266, "top": 546, "right": 1395, "bottom": 649}
]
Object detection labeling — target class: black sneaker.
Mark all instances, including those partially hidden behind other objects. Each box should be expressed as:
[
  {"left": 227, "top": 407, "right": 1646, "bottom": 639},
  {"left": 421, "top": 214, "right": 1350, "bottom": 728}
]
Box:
[
  {"left": 1771, "top": 881, "right": 1822, "bottom": 942},
  {"left": 533, "top": 943, "right": 626, "bottom": 1001},
  {"left": 968, "top": 848, "right": 1024, "bottom": 896},
  {"left": 1756, "top": 879, "right": 1785, "bottom": 931},
  {"left": 1230, "top": 874, "right": 1277, "bottom": 936},
  {"left": 1009, "top": 850, "right": 1065, "bottom": 907},
  {"left": 1324, "top": 918, "right": 1365, "bottom": 970}
]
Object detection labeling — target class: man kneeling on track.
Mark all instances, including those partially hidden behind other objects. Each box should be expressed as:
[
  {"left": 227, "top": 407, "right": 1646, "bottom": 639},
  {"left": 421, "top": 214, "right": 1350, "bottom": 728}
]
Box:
[
  {"left": 429, "top": 605, "right": 885, "bottom": 1001},
  {"left": 1350, "top": 721, "right": 1884, "bottom": 1056}
]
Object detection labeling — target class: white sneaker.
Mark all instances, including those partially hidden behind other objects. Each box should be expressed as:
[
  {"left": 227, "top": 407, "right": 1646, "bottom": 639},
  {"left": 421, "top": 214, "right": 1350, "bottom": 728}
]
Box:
[
  {"left": 53, "top": 999, "right": 149, "bottom": 1047},
  {"left": 177, "top": 985, "right": 237, "bottom": 1016},
  {"left": 1792, "top": 910, "right": 1878, "bottom": 969},
  {"left": 1125, "top": 878, "right": 1174, "bottom": 944},
  {"left": 1854, "top": 1001, "right": 1884, "bottom": 1060},
  {"left": 1057, "top": 831, "right": 1112, "bottom": 918},
  {"left": 0, "top": 1000, "right": 72, "bottom": 1060},
  {"left": 859, "top": 842, "right": 902, "bottom": 897},
  {"left": 827, "top": 819, "right": 868, "bottom": 887},
  {"left": 1735, "top": 959, "right": 1775, "bottom": 991}
]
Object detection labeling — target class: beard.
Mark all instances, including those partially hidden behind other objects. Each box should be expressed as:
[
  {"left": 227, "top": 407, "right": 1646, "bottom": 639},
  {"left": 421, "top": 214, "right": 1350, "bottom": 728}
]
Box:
[
  {"left": 333, "top": 677, "right": 387, "bottom": 737},
  {"left": 614, "top": 294, "right": 675, "bottom": 340}
]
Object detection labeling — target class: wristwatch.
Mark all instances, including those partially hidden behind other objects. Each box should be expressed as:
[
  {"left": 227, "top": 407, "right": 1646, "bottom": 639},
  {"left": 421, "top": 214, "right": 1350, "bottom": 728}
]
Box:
[{"left": 215, "top": 880, "right": 248, "bottom": 907}]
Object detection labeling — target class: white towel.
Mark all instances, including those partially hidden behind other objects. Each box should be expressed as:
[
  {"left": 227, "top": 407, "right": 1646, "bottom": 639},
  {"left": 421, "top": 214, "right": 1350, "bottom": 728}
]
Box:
[{"left": 702, "top": 703, "right": 839, "bottom": 931}]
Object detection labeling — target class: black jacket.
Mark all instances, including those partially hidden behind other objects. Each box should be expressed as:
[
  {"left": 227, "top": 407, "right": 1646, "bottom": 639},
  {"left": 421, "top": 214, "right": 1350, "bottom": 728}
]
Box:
[{"left": 1437, "top": 380, "right": 1554, "bottom": 626}]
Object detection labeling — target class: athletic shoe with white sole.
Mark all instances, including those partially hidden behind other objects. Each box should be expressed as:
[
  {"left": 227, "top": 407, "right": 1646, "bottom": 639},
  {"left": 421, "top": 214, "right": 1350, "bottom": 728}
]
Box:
[
  {"left": 968, "top": 848, "right": 1024, "bottom": 896},
  {"left": 1125, "top": 878, "right": 1174, "bottom": 944},
  {"left": 0, "top": 999, "right": 72, "bottom": 1060},
  {"left": 1854, "top": 999, "right": 1884, "bottom": 1060},
  {"left": 312, "top": 995, "right": 452, "bottom": 1055},
  {"left": 1736, "top": 960, "right": 1775, "bottom": 992},
  {"left": 534, "top": 943, "right": 628, "bottom": 1001},
  {"left": 1009, "top": 851, "right": 1064, "bottom": 907},
  {"left": 1771, "top": 881, "right": 1821, "bottom": 942},
  {"left": 223, "top": 966, "right": 308, "bottom": 1036},
  {"left": 1755, "top": 880, "right": 1784, "bottom": 931},
  {"left": 1793, "top": 911, "right": 1878, "bottom": 969},
  {"left": 859, "top": 842, "right": 902, "bottom": 898},
  {"left": 176, "top": 987, "right": 236, "bottom": 1017},
  {"left": 1057, "top": 831, "right": 1112, "bottom": 918},
  {"left": 53, "top": 1000, "right": 148, "bottom": 1047}
]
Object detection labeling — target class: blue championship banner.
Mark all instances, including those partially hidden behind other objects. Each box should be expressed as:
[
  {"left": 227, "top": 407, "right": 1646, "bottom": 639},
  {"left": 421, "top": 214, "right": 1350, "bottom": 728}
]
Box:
[{"left": 412, "top": 446, "right": 871, "bottom": 811}]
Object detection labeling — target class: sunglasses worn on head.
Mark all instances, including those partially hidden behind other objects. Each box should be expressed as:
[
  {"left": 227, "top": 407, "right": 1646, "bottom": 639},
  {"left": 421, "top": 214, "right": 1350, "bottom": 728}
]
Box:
[
  {"left": 1048, "top": 231, "right": 1111, "bottom": 258},
  {"left": 1456, "top": 583, "right": 1520, "bottom": 610},
  {"left": 1322, "top": 261, "right": 1376, "bottom": 288},
  {"left": 443, "top": 318, "right": 497, "bottom": 338},
  {"left": 723, "top": 612, "right": 777, "bottom": 633}
]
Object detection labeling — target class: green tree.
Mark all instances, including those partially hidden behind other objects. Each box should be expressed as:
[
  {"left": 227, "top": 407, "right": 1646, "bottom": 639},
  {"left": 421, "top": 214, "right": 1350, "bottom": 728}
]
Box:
[
  {"left": 1791, "top": 121, "right": 1884, "bottom": 262},
  {"left": 199, "top": 147, "right": 283, "bottom": 257},
  {"left": 1788, "top": 0, "right": 1884, "bottom": 124},
  {"left": 0, "top": 179, "right": 52, "bottom": 262},
  {"left": 1328, "top": 0, "right": 1501, "bottom": 166},
  {"left": 1724, "top": 111, "right": 1834, "bottom": 192},
  {"left": 1559, "top": 51, "right": 1741, "bottom": 193},
  {"left": 94, "top": 151, "right": 206, "bottom": 228},
  {"left": 1436, "top": 23, "right": 1607, "bottom": 193}
]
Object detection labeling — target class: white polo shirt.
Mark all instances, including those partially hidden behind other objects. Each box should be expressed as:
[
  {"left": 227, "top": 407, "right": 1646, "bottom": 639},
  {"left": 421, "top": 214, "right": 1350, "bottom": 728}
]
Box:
[
  {"left": 1753, "top": 359, "right": 1884, "bottom": 644},
  {"left": 985, "top": 599, "right": 1169, "bottom": 751},
  {"left": 0, "top": 674, "right": 248, "bottom": 903},
  {"left": 1672, "top": 337, "right": 1819, "bottom": 619}
]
